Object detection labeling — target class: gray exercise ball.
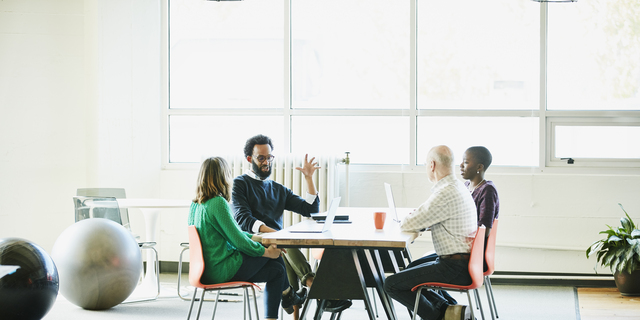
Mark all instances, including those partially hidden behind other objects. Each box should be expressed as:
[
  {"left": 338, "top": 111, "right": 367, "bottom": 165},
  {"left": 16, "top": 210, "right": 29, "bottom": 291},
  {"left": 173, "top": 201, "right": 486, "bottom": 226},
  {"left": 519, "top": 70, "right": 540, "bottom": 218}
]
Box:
[{"left": 51, "top": 218, "right": 142, "bottom": 310}]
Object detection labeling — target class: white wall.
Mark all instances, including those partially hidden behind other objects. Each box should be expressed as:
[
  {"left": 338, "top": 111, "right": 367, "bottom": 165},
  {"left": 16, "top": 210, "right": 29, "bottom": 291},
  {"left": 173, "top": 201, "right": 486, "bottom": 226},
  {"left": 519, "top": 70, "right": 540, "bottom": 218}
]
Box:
[
  {"left": 344, "top": 170, "right": 640, "bottom": 274},
  {"left": 1, "top": 0, "right": 638, "bottom": 276},
  {"left": 0, "top": 0, "right": 86, "bottom": 248}
]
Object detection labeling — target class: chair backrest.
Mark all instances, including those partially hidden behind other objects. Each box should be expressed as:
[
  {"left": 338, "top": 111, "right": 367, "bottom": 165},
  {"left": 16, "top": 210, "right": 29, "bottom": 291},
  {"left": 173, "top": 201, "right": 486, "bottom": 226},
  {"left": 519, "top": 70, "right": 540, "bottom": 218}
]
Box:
[
  {"left": 73, "top": 196, "right": 125, "bottom": 226},
  {"left": 187, "top": 225, "right": 206, "bottom": 287},
  {"left": 77, "top": 188, "right": 130, "bottom": 230},
  {"left": 467, "top": 226, "right": 486, "bottom": 288},
  {"left": 484, "top": 219, "right": 498, "bottom": 276}
]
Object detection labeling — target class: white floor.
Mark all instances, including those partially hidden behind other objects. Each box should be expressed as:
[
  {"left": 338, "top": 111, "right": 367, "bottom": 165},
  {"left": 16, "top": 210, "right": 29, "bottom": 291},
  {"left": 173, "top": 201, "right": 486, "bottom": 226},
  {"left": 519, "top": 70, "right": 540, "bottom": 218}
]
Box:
[{"left": 42, "top": 273, "right": 578, "bottom": 320}]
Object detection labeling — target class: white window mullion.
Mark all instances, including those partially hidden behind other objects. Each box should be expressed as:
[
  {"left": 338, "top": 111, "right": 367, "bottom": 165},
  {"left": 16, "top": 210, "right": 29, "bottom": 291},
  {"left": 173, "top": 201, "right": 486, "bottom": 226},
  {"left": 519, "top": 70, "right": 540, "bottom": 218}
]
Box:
[
  {"left": 284, "top": 0, "right": 292, "bottom": 152},
  {"left": 409, "top": 0, "right": 418, "bottom": 169},
  {"left": 540, "top": 2, "right": 548, "bottom": 169}
]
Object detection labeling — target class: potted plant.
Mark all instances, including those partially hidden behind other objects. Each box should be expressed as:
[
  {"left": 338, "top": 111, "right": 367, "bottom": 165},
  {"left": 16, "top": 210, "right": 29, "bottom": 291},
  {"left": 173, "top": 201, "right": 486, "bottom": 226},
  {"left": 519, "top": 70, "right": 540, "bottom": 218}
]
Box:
[{"left": 586, "top": 203, "right": 640, "bottom": 296}]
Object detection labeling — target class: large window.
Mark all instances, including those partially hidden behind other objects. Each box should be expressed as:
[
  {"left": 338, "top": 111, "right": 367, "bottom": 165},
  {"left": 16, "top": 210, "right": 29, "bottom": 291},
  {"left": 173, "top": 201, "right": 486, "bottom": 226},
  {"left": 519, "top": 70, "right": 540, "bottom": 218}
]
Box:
[
  {"left": 292, "top": 0, "right": 410, "bottom": 109},
  {"left": 547, "top": 0, "right": 640, "bottom": 111},
  {"left": 417, "top": 1, "right": 539, "bottom": 110},
  {"left": 545, "top": 0, "right": 640, "bottom": 167},
  {"left": 166, "top": 0, "right": 640, "bottom": 168}
]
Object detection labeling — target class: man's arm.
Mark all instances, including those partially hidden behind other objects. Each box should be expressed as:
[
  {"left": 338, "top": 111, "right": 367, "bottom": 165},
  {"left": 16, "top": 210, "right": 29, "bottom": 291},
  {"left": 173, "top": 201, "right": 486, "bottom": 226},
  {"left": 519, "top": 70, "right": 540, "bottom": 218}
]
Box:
[
  {"left": 295, "top": 154, "right": 319, "bottom": 197},
  {"left": 400, "top": 197, "right": 448, "bottom": 232},
  {"left": 283, "top": 154, "right": 321, "bottom": 217}
]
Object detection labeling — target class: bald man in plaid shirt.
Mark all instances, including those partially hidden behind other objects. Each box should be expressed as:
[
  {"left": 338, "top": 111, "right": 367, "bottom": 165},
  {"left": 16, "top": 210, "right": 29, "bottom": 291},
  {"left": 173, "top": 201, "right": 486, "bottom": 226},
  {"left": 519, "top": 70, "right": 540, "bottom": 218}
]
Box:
[{"left": 384, "top": 145, "right": 477, "bottom": 320}]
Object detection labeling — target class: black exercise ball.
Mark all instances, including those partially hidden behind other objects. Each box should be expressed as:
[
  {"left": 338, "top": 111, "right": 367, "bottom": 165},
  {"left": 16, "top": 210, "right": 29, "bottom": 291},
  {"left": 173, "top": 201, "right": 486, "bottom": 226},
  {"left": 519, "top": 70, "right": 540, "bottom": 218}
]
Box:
[{"left": 0, "top": 238, "right": 59, "bottom": 320}]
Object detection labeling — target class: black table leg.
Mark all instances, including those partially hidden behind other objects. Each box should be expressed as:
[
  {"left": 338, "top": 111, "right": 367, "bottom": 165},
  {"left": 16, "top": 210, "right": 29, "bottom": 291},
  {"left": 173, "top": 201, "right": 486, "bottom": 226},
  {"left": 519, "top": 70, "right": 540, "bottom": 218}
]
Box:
[
  {"left": 366, "top": 249, "right": 397, "bottom": 320},
  {"left": 351, "top": 249, "right": 376, "bottom": 320}
]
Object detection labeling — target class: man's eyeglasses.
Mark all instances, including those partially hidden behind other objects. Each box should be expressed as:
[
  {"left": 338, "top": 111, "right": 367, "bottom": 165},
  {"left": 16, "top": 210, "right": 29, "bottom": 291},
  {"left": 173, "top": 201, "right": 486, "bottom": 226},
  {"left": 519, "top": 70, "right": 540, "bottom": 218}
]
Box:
[{"left": 254, "top": 155, "right": 275, "bottom": 163}]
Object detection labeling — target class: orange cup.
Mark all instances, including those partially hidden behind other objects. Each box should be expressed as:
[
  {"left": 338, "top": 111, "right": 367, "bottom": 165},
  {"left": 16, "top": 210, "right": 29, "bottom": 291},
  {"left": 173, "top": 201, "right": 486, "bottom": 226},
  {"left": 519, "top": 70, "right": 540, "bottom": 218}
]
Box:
[{"left": 374, "top": 211, "right": 386, "bottom": 229}]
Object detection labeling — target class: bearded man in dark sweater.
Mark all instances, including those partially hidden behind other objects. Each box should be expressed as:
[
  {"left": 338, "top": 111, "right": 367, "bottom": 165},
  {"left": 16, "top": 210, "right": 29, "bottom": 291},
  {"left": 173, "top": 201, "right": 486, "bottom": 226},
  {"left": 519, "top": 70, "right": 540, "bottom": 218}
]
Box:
[{"left": 233, "top": 134, "right": 351, "bottom": 317}]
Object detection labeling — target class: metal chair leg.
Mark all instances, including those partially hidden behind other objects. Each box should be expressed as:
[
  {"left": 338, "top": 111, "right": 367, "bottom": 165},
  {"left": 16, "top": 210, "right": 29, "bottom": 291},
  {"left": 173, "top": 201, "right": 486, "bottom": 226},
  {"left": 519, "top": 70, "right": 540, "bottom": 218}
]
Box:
[
  {"left": 187, "top": 287, "right": 198, "bottom": 320},
  {"left": 251, "top": 286, "right": 260, "bottom": 320},
  {"left": 485, "top": 276, "right": 498, "bottom": 319},
  {"left": 178, "top": 245, "right": 190, "bottom": 300},
  {"left": 211, "top": 290, "right": 221, "bottom": 320},
  {"left": 196, "top": 289, "right": 206, "bottom": 320},
  {"left": 467, "top": 291, "right": 477, "bottom": 320},
  {"left": 472, "top": 289, "right": 486, "bottom": 320}
]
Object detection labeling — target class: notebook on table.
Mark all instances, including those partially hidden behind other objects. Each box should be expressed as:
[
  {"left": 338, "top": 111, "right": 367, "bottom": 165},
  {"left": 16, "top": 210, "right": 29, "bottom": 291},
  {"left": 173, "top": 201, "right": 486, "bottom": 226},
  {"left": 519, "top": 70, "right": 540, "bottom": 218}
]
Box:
[{"left": 288, "top": 197, "right": 341, "bottom": 233}]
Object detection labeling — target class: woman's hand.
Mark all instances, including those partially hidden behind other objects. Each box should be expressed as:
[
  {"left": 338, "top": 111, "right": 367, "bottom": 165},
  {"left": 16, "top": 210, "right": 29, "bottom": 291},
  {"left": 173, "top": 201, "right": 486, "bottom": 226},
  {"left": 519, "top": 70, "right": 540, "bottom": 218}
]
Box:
[{"left": 262, "top": 244, "right": 282, "bottom": 259}]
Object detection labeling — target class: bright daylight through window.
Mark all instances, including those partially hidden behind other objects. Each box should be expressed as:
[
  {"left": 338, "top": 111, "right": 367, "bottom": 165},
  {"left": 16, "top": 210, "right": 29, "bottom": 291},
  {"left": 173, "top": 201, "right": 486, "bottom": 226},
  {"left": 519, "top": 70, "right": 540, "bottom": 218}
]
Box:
[{"left": 167, "top": 0, "right": 640, "bottom": 168}]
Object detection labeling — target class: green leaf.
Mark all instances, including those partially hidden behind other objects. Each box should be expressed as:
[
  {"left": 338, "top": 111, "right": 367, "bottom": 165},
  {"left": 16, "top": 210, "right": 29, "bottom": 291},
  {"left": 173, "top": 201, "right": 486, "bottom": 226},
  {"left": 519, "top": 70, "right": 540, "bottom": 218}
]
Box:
[
  {"left": 632, "top": 229, "right": 640, "bottom": 238},
  {"left": 628, "top": 259, "right": 640, "bottom": 274},
  {"left": 608, "top": 235, "right": 623, "bottom": 243},
  {"left": 618, "top": 203, "right": 636, "bottom": 230},
  {"left": 587, "top": 241, "right": 604, "bottom": 257},
  {"left": 624, "top": 246, "right": 636, "bottom": 262},
  {"left": 604, "top": 251, "right": 617, "bottom": 267},
  {"left": 617, "top": 229, "right": 630, "bottom": 237},
  {"left": 611, "top": 256, "right": 621, "bottom": 273},
  {"left": 597, "top": 250, "right": 607, "bottom": 263},
  {"left": 621, "top": 217, "right": 633, "bottom": 233},
  {"left": 600, "top": 229, "right": 617, "bottom": 236},
  {"left": 618, "top": 258, "right": 627, "bottom": 274}
]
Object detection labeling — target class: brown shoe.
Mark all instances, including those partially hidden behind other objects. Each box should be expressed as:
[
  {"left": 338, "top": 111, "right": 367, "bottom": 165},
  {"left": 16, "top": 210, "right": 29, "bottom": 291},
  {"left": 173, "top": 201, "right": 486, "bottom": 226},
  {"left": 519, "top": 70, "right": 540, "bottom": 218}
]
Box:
[{"left": 443, "top": 304, "right": 470, "bottom": 320}]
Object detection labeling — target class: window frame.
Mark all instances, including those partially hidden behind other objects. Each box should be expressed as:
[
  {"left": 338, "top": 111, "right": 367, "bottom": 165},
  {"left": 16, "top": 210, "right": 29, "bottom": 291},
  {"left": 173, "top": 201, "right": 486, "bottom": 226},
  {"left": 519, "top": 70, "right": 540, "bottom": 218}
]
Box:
[
  {"left": 546, "top": 113, "right": 640, "bottom": 168},
  {"left": 161, "top": 0, "right": 640, "bottom": 171}
]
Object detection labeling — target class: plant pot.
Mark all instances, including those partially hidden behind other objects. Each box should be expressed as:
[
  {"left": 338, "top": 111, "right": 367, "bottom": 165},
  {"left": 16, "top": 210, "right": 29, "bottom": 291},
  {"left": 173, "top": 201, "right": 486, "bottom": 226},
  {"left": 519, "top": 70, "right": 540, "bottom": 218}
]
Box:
[{"left": 614, "top": 269, "right": 640, "bottom": 296}]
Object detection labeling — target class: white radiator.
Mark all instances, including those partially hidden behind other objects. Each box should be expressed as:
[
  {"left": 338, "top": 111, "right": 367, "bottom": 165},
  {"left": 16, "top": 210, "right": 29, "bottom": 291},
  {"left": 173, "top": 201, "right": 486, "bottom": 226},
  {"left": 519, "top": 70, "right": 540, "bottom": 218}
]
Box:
[{"left": 228, "top": 154, "right": 341, "bottom": 228}]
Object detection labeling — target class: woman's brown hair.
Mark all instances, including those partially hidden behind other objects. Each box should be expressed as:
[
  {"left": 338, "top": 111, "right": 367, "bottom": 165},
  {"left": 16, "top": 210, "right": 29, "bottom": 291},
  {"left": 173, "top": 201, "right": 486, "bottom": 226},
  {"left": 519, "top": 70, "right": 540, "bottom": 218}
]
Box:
[{"left": 193, "top": 156, "right": 232, "bottom": 204}]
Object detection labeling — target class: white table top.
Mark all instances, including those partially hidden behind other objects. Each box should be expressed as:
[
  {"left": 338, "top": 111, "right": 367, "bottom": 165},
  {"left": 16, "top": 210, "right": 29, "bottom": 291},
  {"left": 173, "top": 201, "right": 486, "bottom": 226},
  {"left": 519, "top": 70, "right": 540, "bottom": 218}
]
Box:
[
  {"left": 115, "top": 199, "right": 192, "bottom": 209},
  {"left": 263, "top": 207, "right": 418, "bottom": 249}
]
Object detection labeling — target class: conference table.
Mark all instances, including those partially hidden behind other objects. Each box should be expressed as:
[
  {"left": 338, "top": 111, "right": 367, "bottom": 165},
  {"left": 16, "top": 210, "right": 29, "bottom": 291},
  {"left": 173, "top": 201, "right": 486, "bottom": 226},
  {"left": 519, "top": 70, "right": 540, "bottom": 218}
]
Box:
[{"left": 262, "top": 207, "right": 418, "bottom": 320}]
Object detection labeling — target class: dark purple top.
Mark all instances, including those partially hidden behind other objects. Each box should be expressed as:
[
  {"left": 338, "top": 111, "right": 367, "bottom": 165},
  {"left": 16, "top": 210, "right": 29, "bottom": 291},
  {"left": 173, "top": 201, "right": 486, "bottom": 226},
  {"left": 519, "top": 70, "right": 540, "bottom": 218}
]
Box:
[{"left": 465, "top": 180, "right": 499, "bottom": 228}]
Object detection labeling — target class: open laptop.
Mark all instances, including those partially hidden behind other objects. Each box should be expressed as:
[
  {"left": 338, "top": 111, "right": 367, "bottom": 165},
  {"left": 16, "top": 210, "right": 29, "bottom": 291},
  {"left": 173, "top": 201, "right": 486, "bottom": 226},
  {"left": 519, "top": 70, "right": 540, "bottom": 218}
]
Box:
[
  {"left": 288, "top": 197, "right": 341, "bottom": 233},
  {"left": 384, "top": 183, "right": 401, "bottom": 223}
]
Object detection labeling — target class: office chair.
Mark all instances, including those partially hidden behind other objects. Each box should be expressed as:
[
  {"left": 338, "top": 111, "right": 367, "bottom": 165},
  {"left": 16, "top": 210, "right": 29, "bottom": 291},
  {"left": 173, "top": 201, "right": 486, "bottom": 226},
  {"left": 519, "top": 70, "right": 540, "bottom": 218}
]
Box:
[
  {"left": 186, "top": 225, "right": 261, "bottom": 320},
  {"left": 410, "top": 226, "right": 486, "bottom": 320},
  {"left": 73, "top": 191, "right": 160, "bottom": 302}
]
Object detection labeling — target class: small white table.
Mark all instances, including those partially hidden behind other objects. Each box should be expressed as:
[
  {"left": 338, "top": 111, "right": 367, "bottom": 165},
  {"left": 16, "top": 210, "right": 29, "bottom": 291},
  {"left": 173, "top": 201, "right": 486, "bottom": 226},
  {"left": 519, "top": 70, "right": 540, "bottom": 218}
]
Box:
[{"left": 116, "top": 199, "right": 192, "bottom": 293}]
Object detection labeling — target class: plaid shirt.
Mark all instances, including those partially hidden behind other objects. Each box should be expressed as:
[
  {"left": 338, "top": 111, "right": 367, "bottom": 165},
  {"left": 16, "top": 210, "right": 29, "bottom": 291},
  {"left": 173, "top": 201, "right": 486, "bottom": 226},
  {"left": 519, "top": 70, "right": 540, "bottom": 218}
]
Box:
[{"left": 401, "top": 174, "right": 478, "bottom": 256}]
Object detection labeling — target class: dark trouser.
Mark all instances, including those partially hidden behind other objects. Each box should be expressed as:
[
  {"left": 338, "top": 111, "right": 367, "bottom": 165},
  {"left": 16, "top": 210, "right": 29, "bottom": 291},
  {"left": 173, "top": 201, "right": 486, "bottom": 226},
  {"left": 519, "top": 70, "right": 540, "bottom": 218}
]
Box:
[
  {"left": 282, "top": 247, "right": 315, "bottom": 291},
  {"left": 384, "top": 256, "right": 471, "bottom": 320},
  {"left": 407, "top": 253, "right": 458, "bottom": 305},
  {"left": 231, "top": 253, "right": 289, "bottom": 319}
]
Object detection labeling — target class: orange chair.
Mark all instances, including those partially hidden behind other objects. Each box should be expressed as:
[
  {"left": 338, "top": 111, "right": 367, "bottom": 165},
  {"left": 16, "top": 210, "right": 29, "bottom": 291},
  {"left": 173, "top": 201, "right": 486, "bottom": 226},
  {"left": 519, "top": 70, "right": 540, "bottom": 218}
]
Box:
[
  {"left": 186, "top": 226, "right": 262, "bottom": 320},
  {"left": 410, "top": 226, "right": 486, "bottom": 320},
  {"left": 482, "top": 219, "right": 499, "bottom": 320}
]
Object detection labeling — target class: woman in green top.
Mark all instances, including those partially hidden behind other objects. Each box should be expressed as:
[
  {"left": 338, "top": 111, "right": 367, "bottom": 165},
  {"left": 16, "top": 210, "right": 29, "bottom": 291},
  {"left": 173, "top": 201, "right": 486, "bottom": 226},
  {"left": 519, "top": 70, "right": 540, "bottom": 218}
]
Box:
[{"left": 188, "top": 156, "right": 306, "bottom": 319}]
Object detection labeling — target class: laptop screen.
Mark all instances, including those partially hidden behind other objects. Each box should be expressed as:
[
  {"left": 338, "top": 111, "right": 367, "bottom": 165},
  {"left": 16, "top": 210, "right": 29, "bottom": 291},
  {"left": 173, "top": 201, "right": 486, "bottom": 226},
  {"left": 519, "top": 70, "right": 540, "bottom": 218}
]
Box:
[
  {"left": 384, "top": 183, "right": 400, "bottom": 223},
  {"left": 321, "top": 197, "right": 341, "bottom": 232}
]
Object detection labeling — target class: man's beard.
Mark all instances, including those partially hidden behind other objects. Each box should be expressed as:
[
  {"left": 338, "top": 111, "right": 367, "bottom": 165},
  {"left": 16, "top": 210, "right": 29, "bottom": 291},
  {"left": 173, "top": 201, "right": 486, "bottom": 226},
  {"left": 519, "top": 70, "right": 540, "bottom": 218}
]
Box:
[{"left": 252, "top": 160, "right": 272, "bottom": 180}]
